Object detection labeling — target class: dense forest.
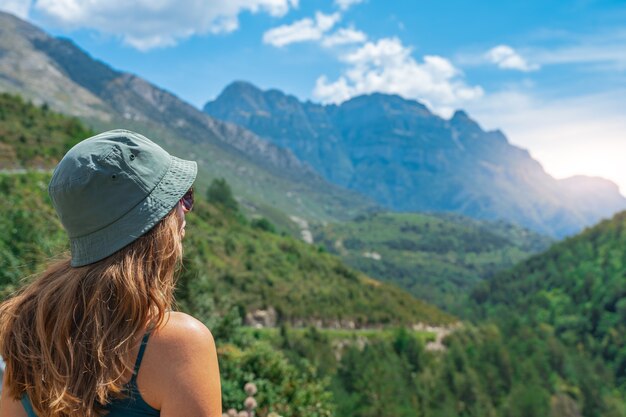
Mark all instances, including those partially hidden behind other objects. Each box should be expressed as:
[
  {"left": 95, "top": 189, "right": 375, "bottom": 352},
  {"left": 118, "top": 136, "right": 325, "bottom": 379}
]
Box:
[
  {"left": 1, "top": 93, "right": 625, "bottom": 417},
  {"left": 472, "top": 212, "right": 626, "bottom": 387}
]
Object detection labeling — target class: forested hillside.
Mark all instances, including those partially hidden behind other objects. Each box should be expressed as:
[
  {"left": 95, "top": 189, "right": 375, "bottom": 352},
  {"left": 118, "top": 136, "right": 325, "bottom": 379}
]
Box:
[
  {"left": 0, "top": 93, "right": 93, "bottom": 169},
  {"left": 313, "top": 211, "right": 552, "bottom": 312},
  {"left": 472, "top": 210, "right": 626, "bottom": 386},
  {"left": 300, "top": 321, "right": 626, "bottom": 416}
]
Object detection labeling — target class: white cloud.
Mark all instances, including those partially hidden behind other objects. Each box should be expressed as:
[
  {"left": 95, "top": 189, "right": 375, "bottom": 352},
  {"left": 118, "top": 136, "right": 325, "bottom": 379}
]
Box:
[
  {"left": 334, "top": 0, "right": 364, "bottom": 11},
  {"left": 0, "top": 0, "right": 32, "bottom": 18},
  {"left": 29, "top": 0, "right": 299, "bottom": 50},
  {"left": 533, "top": 44, "right": 626, "bottom": 71},
  {"left": 313, "top": 37, "right": 484, "bottom": 117},
  {"left": 263, "top": 11, "right": 340, "bottom": 47},
  {"left": 485, "top": 45, "right": 539, "bottom": 71},
  {"left": 458, "top": 31, "right": 626, "bottom": 74},
  {"left": 321, "top": 27, "right": 367, "bottom": 47},
  {"left": 528, "top": 29, "right": 626, "bottom": 69}
]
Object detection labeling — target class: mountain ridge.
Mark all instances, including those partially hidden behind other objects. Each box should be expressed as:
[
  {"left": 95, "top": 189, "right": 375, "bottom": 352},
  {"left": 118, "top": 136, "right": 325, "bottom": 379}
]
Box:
[
  {"left": 0, "top": 11, "right": 381, "bottom": 227},
  {"left": 204, "top": 80, "right": 626, "bottom": 237}
]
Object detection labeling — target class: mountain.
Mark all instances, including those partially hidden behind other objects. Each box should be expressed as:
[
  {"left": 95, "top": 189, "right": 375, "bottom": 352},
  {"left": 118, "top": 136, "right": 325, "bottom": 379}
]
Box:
[
  {"left": 204, "top": 81, "right": 626, "bottom": 237},
  {"left": 471, "top": 209, "right": 626, "bottom": 384},
  {"left": 311, "top": 211, "right": 553, "bottom": 312},
  {"left": 0, "top": 11, "right": 381, "bottom": 231}
]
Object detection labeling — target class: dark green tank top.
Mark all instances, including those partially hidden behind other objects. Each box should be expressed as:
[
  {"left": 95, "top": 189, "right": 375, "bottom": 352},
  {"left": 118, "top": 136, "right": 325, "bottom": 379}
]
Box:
[{"left": 21, "top": 332, "right": 159, "bottom": 416}]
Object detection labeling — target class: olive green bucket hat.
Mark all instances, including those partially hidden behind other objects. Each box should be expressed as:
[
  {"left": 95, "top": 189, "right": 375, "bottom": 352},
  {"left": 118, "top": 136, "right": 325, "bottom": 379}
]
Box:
[{"left": 48, "top": 129, "right": 197, "bottom": 267}]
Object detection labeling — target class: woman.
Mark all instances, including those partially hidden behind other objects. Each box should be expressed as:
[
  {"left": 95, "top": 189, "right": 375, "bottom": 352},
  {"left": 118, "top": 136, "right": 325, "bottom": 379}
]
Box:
[{"left": 0, "top": 130, "right": 222, "bottom": 417}]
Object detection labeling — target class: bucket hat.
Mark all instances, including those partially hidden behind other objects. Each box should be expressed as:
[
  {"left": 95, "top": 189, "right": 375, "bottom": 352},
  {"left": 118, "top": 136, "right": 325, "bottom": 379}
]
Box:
[{"left": 48, "top": 129, "right": 197, "bottom": 267}]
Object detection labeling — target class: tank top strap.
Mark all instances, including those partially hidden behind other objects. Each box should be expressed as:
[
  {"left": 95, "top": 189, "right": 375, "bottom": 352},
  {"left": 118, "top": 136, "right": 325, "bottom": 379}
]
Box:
[
  {"left": 130, "top": 331, "right": 152, "bottom": 384},
  {"left": 21, "top": 393, "right": 37, "bottom": 417}
]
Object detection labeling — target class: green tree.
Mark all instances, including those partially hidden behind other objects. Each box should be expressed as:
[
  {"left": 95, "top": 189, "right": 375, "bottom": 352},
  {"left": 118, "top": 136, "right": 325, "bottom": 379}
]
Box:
[
  {"left": 337, "top": 342, "right": 417, "bottom": 417},
  {"left": 207, "top": 177, "right": 239, "bottom": 212},
  {"left": 251, "top": 217, "right": 276, "bottom": 233}
]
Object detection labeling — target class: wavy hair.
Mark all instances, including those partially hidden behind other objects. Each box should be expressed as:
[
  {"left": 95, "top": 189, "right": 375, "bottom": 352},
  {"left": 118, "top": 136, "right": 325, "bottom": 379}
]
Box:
[{"left": 0, "top": 206, "right": 184, "bottom": 417}]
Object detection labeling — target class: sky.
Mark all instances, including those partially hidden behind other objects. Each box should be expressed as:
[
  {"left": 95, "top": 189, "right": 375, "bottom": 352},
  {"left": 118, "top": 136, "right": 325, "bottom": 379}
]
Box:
[{"left": 1, "top": 0, "right": 625, "bottom": 194}]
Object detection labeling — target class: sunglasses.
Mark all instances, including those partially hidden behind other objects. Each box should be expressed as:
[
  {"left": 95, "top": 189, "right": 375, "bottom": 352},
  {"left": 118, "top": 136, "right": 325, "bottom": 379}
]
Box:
[{"left": 180, "top": 187, "right": 194, "bottom": 212}]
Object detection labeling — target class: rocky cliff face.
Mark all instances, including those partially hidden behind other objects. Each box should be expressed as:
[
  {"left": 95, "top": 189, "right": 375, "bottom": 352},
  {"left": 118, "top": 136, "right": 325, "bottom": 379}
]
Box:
[
  {"left": 0, "top": 14, "right": 112, "bottom": 119},
  {"left": 204, "top": 81, "right": 626, "bottom": 237}
]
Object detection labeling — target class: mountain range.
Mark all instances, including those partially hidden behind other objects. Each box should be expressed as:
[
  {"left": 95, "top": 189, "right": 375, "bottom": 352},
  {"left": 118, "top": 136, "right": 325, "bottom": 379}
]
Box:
[
  {"left": 1, "top": 10, "right": 624, "bottom": 239},
  {"left": 0, "top": 11, "right": 379, "bottom": 231},
  {"left": 204, "top": 81, "right": 626, "bottom": 237}
]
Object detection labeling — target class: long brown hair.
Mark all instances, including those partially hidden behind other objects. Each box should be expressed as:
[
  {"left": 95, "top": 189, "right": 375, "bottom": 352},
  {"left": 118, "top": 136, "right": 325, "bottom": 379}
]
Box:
[{"left": 0, "top": 206, "right": 184, "bottom": 417}]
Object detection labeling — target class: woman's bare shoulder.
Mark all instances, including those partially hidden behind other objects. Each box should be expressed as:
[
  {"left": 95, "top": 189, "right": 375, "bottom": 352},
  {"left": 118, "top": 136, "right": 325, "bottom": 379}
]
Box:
[
  {"left": 138, "top": 312, "right": 221, "bottom": 415},
  {"left": 156, "top": 311, "right": 213, "bottom": 338},
  {"left": 148, "top": 311, "right": 216, "bottom": 361}
]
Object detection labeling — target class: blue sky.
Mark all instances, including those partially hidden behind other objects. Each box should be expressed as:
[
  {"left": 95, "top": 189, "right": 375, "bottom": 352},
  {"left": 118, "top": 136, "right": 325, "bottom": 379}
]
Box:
[{"left": 2, "top": 0, "right": 625, "bottom": 193}]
